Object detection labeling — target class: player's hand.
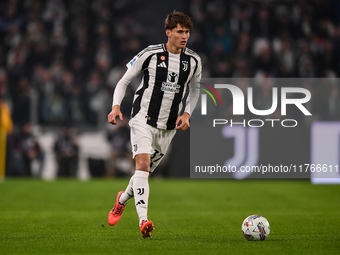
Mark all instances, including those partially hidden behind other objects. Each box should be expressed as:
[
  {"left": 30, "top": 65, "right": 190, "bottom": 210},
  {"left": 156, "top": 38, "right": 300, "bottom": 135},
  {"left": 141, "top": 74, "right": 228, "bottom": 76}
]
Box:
[
  {"left": 108, "top": 105, "right": 123, "bottom": 125},
  {"left": 175, "top": 112, "right": 190, "bottom": 131}
]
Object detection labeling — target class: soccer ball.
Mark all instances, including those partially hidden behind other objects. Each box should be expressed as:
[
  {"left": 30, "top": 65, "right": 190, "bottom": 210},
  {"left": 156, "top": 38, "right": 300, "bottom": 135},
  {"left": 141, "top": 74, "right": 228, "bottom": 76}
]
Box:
[{"left": 241, "top": 215, "right": 270, "bottom": 241}]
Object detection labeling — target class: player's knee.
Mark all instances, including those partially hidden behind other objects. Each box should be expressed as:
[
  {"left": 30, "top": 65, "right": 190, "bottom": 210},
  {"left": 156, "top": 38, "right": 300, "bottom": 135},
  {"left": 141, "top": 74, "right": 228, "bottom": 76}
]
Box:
[{"left": 136, "top": 159, "right": 150, "bottom": 172}]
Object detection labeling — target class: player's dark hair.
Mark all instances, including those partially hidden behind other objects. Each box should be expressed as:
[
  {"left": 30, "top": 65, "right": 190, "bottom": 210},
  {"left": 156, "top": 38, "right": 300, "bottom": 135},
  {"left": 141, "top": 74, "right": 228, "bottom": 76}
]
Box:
[{"left": 165, "top": 11, "right": 193, "bottom": 30}]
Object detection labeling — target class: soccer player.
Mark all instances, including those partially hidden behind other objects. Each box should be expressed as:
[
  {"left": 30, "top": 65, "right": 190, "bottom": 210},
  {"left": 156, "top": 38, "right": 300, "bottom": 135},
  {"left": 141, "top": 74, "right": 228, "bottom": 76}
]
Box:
[{"left": 107, "top": 11, "right": 202, "bottom": 238}]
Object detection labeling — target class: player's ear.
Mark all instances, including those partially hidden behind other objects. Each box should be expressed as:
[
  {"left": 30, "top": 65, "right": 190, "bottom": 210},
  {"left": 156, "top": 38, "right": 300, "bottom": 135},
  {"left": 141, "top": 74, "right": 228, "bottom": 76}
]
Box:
[{"left": 166, "top": 29, "right": 171, "bottom": 37}]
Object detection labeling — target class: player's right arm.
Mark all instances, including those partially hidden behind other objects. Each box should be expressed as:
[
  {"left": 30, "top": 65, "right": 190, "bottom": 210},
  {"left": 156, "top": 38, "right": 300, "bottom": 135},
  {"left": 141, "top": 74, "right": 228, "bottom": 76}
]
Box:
[
  {"left": 108, "top": 105, "right": 123, "bottom": 125},
  {"left": 108, "top": 49, "right": 148, "bottom": 125}
]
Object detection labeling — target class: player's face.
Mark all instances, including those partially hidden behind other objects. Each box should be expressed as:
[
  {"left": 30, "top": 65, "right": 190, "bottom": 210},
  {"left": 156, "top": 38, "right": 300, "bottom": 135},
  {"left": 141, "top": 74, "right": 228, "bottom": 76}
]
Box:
[{"left": 166, "top": 24, "right": 190, "bottom": 50}]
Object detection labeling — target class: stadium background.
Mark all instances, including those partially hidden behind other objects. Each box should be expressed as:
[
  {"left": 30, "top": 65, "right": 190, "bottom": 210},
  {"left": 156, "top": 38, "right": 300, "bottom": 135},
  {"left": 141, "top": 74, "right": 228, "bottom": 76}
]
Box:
[
  {"left": 1, "top": 1, "right": 340, "bottom": 255},
  {"left": 1, "top": 0, "right": 340, "bottom": 179}
]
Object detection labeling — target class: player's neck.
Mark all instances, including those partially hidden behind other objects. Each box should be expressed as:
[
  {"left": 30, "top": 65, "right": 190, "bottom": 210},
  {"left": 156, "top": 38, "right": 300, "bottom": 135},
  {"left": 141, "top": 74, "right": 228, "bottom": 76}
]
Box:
[{"left": 165, "top": 42, "right": 182, "bottom": 54}]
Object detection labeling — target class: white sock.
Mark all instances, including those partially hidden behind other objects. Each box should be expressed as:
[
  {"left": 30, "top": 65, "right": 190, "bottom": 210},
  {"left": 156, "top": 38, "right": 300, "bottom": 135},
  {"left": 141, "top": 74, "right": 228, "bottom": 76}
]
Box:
[
  {"left": 119, "top": 175, "right": 135, "bottom": 205},
  {"left": 133, "top": 170, "right": 149, "bottom": 224}
]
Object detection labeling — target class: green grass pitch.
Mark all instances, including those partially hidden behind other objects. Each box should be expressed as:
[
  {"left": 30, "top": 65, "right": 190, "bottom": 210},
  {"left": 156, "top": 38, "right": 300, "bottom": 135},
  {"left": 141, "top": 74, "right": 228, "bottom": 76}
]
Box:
[{"left": 0, "top": 178, "right": 339, "bottom": 255}]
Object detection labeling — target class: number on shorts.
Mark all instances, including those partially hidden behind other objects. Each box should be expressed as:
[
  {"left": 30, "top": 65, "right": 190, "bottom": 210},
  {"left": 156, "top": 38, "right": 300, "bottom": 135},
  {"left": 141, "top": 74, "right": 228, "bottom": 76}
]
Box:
[{"left": 151, "top": 149, "right": 164, "bottom": 163}]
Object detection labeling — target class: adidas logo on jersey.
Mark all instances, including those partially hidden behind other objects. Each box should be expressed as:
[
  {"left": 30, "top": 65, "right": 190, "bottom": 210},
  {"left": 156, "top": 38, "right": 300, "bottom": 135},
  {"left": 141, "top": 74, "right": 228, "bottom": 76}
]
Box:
[{"left": 157, "top": 62, "right": 167, "bottom": 68}]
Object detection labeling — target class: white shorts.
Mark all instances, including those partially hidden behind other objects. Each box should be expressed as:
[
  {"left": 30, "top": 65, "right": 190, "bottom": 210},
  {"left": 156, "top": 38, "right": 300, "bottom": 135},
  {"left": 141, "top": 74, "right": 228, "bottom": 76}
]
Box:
[{"left": 129, "top": 115, "right": 176, "bottom": 172}]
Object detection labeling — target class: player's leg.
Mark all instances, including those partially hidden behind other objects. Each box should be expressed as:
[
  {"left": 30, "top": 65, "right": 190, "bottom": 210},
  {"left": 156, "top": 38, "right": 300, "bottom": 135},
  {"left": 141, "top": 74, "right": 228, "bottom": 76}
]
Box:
[
  {"left": 108, "top": 117, "right": 151, "bottom": 226},
  {"left": 108, "top": 165, "right": 136, "bottom": 226},
  {"left": 113, "top": 117, "right": 154, "bottom": 237},
  {"left": 149, "top": 129, "right": 177, "bottom": 173},
  {"left": 134, "top": 129, "right": 176, "bottom": 237},
  {"left": 133, "top": 153, "right": 155, "bottom": 238},
  {"left": 133, "top": 153, "right": 150, "bottom": 226},
  {"left": 108, "top": 166, "right": 136, "bottom": 226},
  {"left": 128, "top": 121, "right": 153, "bottom": 227},
  {"left": 117, "top": 149, "right": 153, "bottom": 209},
  {"left": 128, "top": 118, "right": 157, "bottom": 237}
]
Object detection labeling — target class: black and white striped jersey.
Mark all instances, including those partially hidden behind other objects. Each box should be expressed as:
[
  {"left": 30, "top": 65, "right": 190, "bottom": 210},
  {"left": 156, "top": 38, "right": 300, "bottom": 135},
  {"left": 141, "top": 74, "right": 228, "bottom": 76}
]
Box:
[{"left": 112, "top": 43, "right": 202, "bottom": 130}]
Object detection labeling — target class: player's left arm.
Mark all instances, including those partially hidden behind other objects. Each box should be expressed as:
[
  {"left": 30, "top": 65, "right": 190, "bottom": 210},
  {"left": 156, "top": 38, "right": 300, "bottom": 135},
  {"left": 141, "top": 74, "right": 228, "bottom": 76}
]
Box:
[
  {"left": 175, "top": 112, "right": 191, "bottom": 131},
  {"left": 177, "top": 56, "right": 202, "bottom": 131}
]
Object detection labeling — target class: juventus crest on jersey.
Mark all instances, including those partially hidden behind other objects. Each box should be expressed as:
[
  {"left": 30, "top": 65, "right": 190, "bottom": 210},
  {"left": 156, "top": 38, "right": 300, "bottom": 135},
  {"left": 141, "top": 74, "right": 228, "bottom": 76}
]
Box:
[{"left": 115, "top": 43, "right": 202, "bottom": 130}]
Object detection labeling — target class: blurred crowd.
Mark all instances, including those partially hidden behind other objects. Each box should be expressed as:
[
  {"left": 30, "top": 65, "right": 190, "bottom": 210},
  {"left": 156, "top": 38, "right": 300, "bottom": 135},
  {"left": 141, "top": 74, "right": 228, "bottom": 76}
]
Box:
[
  {"left": 0, "top": 0, "right": 143, "bottom": 129},
  {"left": 189, "top": 0, "right": 340, "bottom": 79},
  {"left": 1, "top": 0, "right": 340, "bottom": 177}
]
